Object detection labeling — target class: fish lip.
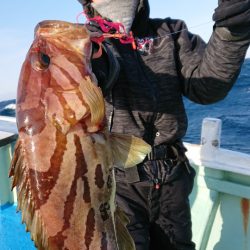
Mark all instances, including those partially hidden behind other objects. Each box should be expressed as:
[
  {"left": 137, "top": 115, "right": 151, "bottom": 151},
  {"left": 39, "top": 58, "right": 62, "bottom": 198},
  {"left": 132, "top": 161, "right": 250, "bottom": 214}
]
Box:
[{"left": 35, "top": 20, "right": 83, "bottom": 36}]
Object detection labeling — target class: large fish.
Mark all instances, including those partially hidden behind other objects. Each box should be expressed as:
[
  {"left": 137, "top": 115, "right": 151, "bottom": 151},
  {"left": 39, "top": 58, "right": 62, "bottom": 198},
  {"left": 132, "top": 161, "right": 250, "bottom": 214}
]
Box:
[{"left": 9, "top": 20, "right": 151, "bottom": 250}]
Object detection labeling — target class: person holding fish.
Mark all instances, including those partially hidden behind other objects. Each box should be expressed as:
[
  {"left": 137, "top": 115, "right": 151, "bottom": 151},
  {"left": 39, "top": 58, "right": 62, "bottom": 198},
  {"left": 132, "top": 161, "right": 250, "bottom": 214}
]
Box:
[{"left": 75, "top": 0, "right": 250, "bottom": 249}]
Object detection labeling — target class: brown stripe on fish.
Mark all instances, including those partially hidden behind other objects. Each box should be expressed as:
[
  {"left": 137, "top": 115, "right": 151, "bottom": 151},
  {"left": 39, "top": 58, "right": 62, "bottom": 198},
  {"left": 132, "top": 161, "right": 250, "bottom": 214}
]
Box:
[
  {"left": 52, "top": 57, "right": 83, "bottom": 84},
  {"left": 50, "top": 63, "right": 79, "bottom": 91},
  {"left": 29, "top": 130, "right": 67, "bottom": 209},
  {"left": 47, "top": 133, "right": 90, "bottom": 247},
  {"left": 106, "top": 172, "right": 113, "bottom": 189},
  {"left": 49, "top": 77, "right": 89, "bottom": 125},
  {"left": 95, "top": 164, "right": 105, "bottom": 189},
  {"left": 85, "top": 208, "right": 96, "bottom": 250},
  {"left": 63, "top": 134, "right": 89, "bottom": 228},
  {"left": 51, "top": 59, "right": 90, "bottom": 114},
  {"left": 48, "top": 232, "right": 66, "bottom": 250},
  {"left": 54, "top": 65, "right": 90, "bottom": 110},
  {"left": 99, "top": 202, "right": 111, "bottom": 221},
  {"left": 74, "top": 134, "right": 91, "bottom": 203},
  {"left": 52, "top": 52, "right": 90, "bottom": 83},
  {"left": 50, "top": 77, "right": 77, "bottom": 125},
  {"left": 50, "top": 61, "right": 75, "bottom": 84},
  {"left": 83, "top": 176, "right": 91, "bottom": 203}
]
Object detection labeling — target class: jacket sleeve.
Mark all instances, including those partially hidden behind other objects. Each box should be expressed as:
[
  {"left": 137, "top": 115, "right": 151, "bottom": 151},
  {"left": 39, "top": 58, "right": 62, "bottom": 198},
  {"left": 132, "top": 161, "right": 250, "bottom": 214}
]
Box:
[{"left": 175, "top": 20, "right": 250, "bottom": 104}]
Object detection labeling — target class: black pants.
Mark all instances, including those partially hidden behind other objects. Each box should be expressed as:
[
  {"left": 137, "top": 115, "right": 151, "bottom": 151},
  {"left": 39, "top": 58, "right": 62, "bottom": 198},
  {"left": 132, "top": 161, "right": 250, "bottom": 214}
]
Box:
[{"left": 115, "top": 160, "right": 196, "bottom": 250}]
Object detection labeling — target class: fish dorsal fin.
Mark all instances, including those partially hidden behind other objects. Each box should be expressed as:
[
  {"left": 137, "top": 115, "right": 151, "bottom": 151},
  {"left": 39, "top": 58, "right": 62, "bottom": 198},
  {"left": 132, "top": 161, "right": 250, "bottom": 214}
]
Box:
[
  {"left": 115, "top": 206, "right": 136, "bottom": 250},
  {"left": 110, "top": 133, "right": 151, "bottom": 168}
]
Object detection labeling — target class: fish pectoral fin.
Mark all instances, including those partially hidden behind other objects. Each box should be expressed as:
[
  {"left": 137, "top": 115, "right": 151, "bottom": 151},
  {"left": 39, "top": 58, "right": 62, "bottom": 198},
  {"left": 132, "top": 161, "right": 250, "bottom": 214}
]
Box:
[
  {"left": 115, "top": 206, "right": 130, "bottom": 225},
  {"left": 110, "top": 133, "right": 151, "bottom": 168},
  {"left": 79, "top": 76, "right": 104, "bottom": 128},
  {"left": 115, "top": 206, "right": 136, "bottom": 250}
]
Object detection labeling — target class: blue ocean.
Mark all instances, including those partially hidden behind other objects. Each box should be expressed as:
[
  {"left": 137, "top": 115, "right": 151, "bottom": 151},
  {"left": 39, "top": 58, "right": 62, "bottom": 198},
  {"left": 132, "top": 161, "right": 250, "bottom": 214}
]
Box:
[
  {"left": 0, "top": 59, "right": 249, "bottom": 154},
  {"left": 184, "top": 58, "right": 250, "bottom": 154}
]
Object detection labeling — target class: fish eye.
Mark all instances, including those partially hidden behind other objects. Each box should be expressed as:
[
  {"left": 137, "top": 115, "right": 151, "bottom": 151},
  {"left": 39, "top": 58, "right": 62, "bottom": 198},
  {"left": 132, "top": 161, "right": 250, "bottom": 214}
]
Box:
[
  {"left": 31, "top": 52, "right": 50, "bottom": 71},
  {"left": 40, "top": 53, "right": 50, "bottom": 67}
]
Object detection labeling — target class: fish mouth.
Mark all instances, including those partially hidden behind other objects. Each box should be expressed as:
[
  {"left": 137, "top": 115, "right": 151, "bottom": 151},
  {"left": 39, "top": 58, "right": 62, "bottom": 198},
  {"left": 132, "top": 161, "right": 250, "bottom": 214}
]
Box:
[
  {"left": 34, "top": 20, "right": 89, "bottom": 54},
  {"left": 35, "top": 20, "right": 84, "bottom": 37}
]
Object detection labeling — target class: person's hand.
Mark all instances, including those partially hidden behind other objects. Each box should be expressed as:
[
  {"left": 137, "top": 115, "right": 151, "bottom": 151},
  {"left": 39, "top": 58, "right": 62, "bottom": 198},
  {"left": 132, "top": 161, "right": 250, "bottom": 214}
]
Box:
[
  {"left": 213, "top": 0, "right": 250, "bottom": 27},
  {"left": 85, "top": 22, "right": 104, "bottom": 38}
]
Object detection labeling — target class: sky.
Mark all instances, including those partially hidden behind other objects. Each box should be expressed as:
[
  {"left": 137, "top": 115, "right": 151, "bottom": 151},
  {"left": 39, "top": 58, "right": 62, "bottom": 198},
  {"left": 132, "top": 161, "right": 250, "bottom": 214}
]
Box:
[{"left": 0, "top": 0, "right": 249, "bottom": 101}]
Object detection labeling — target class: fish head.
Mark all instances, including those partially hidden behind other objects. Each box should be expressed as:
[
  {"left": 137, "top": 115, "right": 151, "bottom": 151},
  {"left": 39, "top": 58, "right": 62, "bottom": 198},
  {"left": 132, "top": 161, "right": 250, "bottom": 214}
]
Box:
[{"left": 17, "top": 20, "right": 104, "bottom": 136}]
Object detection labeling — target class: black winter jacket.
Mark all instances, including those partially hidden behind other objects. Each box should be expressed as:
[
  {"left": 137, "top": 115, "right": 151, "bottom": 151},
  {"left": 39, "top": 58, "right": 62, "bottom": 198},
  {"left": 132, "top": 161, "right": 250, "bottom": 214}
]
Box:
[{"left": 91, "top": 0, "right": 250, "bottom": 147}]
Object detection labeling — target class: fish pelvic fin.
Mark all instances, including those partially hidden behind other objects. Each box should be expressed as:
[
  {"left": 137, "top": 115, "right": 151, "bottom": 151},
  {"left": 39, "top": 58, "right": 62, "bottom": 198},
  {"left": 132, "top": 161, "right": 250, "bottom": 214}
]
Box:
[
  {"left": 110, "top": 133, "right": 151, "bottom": 168},
  {"left": 115, "top": 206, "right": 136, "bottom": 250}
]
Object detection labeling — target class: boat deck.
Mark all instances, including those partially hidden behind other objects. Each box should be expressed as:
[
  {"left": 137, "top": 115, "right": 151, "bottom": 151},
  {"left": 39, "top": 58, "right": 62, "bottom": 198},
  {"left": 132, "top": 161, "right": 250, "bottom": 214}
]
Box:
[{"left": 0, "top": 204, "right": 35, "bottom": 250}]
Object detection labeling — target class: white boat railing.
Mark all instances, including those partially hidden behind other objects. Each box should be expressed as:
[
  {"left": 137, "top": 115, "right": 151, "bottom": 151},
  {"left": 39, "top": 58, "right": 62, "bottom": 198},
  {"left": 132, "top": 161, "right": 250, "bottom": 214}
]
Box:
[
  {"left": 0, "top": 121, "right": 17, "bottom": 207},
  {"left": 0, "top": 116, "right": 16, "bottom": 123},
  {"left": 184, "top": 118, "right": 250, "bottom": 176}
]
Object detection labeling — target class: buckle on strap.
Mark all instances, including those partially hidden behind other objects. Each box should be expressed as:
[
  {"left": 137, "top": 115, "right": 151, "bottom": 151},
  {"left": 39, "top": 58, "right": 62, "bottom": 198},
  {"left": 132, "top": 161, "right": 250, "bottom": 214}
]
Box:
[{"left": 146, "top": 141, "right": 186, "bottom": 161}]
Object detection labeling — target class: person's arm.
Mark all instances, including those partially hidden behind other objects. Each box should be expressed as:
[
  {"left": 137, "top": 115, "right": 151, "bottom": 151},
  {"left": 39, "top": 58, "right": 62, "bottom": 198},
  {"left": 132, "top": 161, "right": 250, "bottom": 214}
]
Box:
[{"left": 176, "top": 1, "right": 250, "bottom": 104}]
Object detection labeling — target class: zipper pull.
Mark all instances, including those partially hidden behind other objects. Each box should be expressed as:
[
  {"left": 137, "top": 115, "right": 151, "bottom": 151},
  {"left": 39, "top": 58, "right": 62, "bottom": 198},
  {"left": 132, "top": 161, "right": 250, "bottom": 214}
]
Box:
[{"left": 154, "top": 178, "right": 160, "bottom": 190}]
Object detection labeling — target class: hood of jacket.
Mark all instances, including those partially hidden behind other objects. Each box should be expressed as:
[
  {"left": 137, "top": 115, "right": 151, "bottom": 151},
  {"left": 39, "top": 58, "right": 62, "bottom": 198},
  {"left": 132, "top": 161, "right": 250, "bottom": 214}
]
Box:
[{"left": 78, "top": 0, "right": 150, "bottom": 37}]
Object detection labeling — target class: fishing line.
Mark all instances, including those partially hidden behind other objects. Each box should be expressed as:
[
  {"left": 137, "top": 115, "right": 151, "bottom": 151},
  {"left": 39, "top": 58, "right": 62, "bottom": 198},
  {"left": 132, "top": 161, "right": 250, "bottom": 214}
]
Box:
[
  {"left": 77, "top": 11, "right": 213, "bottom": 38},
  {"left": 153, "top": 20, "right": 213, "bottom": 41},
  {"left": 76, "top": 11, "right": 87, "bottom": 24},
  {"left": 76, "top": 11, "right": 213, "bottom": 52}
]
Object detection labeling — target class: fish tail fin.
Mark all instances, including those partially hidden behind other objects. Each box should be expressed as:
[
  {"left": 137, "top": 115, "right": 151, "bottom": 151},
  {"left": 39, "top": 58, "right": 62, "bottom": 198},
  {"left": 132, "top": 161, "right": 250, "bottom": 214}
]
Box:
[
  {"left": 110, "top": 133, "right": 151, "bottom": 168},
  {"left": 115, "top": 206, "right": 135, "bottom": 250}
]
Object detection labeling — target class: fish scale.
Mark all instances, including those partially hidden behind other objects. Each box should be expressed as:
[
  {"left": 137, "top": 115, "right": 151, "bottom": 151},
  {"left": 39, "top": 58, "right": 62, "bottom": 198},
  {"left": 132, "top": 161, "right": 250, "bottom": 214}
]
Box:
[{"left": 9, "top": 20, "right": 151, "bottom": 250}]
